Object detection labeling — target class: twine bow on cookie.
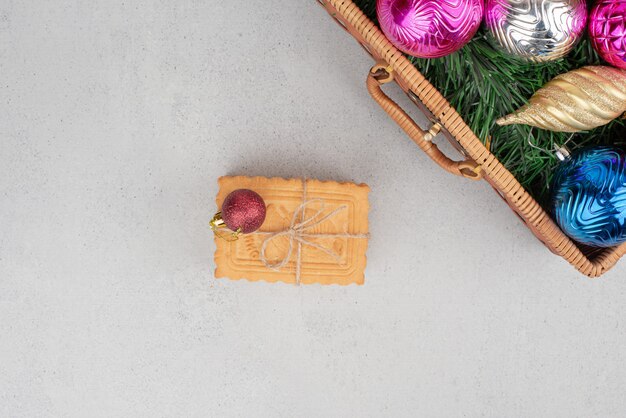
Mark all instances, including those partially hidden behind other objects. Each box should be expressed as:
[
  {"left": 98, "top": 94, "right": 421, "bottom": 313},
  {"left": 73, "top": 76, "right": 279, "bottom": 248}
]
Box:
[{"left": 254, "top": 180, "right": 369, "bottom": 285}]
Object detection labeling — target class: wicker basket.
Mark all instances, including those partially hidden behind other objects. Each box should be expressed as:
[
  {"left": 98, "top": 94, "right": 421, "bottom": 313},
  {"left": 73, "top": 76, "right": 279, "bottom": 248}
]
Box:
[{"left": 318, "top": 0, "right": 626, "bottom": 277}]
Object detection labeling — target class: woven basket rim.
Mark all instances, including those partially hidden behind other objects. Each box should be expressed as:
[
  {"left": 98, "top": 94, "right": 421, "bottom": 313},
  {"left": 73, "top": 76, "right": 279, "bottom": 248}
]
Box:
[{"left": 320, "top": 0, "right": 626, "bottom": 277}]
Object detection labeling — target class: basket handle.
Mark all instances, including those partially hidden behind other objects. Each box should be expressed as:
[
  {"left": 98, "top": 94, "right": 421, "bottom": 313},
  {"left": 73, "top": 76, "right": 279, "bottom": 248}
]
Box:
[{"left": 366, "top": 63, "right": 483, "bottom": 180}]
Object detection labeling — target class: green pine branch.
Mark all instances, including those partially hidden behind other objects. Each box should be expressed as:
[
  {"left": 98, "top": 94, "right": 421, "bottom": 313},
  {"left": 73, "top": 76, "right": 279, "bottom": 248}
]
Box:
[{"left": 354, "top": 0, "right": 626, "bottom": 205}]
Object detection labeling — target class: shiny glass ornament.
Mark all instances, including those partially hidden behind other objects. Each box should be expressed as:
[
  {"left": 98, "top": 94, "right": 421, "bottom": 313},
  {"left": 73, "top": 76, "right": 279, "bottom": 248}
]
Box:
[
  {"left": 484, "top": 0, "right": 588, "bottom": 63},
  {"left": 552, "top": 146, "right": 626, "bottom": 248},
  {"left": 589, "top": 0, "right": 626, "bottom": 70},
  {"left": 377, "top": 0, "right": 484, "bottom": 59}
]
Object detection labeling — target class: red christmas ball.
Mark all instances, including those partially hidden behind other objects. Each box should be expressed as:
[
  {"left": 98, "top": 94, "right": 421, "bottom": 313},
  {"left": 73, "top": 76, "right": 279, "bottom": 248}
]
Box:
[{"left": 221, "top": 189, "right": 266, "bottom": 234}]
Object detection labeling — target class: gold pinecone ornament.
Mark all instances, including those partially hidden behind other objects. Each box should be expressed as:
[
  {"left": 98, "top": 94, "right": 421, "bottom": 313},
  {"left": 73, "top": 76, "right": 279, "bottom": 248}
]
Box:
[{"left": 496, "top": 66, "right": 626, "bottom": 132}]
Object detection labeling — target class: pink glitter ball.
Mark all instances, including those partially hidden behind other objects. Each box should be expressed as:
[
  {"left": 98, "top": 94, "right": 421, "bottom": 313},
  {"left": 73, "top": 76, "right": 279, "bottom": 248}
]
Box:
[
  {"left": 589, "top": 0, "right": 626, "bottom": 69},
  {"left": 377, "top": 0, "right": 484, "bottom": 58}
]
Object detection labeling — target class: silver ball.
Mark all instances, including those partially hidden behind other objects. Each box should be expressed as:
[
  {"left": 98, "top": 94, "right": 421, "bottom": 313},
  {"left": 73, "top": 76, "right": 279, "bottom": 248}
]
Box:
[{"left": 484, "top": 0, "right": 588, "bottom": 63}]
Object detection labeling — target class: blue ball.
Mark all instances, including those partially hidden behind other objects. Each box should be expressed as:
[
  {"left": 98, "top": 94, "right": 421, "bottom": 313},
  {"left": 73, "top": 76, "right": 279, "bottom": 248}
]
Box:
[{"left": 552, "top": 146, "right": 626, "bottom": 248}]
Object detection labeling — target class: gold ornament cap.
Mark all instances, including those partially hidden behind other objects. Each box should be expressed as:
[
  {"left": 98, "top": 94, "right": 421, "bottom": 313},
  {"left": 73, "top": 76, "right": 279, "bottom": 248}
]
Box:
[{"left": 210, "top": 212, "right": 241, "bottom": 242}]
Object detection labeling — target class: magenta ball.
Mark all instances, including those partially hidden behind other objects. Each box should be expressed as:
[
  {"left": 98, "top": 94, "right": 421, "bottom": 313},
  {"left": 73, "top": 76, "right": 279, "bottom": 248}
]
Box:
[
  {"left": 589, "top": 0, "right": 626, "bottom": 69},
  {"left": 221, "top": 189, "right": 266, "bottom": 234},
  {"left": 377, "top": 0, "right": 484, "bottom": 58}
]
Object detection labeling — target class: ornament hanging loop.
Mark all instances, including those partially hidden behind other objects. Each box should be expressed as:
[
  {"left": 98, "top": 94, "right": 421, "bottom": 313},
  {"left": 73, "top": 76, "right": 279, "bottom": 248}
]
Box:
[
  {"left": 526, "top": 128, "right": 553, "bottom": 157},
  {"left": 525, "top": 129, "right": 573, "bottom": 161}
]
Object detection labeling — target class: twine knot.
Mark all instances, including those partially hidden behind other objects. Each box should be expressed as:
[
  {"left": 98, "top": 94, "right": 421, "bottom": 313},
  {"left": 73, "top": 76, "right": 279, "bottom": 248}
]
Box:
[{"left": 253, "top": 179, "right": 369, "bottom": 285}]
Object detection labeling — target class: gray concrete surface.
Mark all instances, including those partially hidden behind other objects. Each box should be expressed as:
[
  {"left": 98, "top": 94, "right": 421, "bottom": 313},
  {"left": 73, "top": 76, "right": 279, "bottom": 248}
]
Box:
[{"left": 1, "top": 1, "right": 626, "bottom": 417}]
